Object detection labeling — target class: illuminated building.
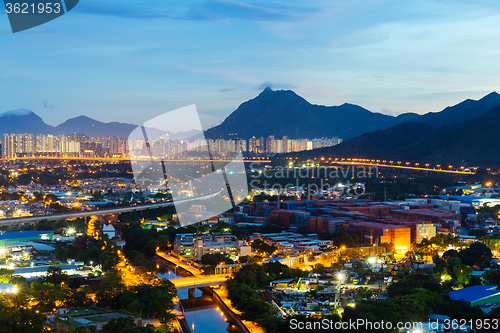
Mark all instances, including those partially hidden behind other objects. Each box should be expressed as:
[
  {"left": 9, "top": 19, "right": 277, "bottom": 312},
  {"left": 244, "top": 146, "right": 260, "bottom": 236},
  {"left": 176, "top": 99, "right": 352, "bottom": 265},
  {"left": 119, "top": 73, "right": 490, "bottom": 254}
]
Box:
[{"left": 342, "top": 221, "right": 411, "bottom": 255}]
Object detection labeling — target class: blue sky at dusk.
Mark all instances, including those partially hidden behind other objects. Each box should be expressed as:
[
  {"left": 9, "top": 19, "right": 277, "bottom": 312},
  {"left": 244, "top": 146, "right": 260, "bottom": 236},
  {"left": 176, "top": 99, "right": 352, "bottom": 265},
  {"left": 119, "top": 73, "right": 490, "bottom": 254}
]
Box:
[{"left": 1, "top": 0, "right": 500, "bottom": 130}]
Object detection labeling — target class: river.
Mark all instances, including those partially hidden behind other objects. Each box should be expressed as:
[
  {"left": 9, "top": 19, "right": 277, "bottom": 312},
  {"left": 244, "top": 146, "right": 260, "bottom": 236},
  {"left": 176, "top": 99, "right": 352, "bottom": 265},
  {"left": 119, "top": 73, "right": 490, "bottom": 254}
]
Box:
[{"left": 157, "top": 272, "right": 239, "bottom": 333}]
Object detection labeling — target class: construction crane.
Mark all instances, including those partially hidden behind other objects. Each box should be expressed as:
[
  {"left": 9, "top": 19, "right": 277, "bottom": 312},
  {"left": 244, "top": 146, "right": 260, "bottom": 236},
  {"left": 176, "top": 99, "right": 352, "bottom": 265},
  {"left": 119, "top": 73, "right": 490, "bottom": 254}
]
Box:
[
  {"left": 295, "top": 277, "right": 303, "bottom": 291},
  {"left": 271, "top": 300, "right": 287, "bottom": 317}
]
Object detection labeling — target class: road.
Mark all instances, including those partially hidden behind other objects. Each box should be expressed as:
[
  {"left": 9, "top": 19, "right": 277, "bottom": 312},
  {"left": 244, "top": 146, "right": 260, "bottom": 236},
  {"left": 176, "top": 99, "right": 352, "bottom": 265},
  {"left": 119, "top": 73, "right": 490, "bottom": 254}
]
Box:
[
  {"left": 156, "top": 252, "right": 202, "bottom": 276},
  {"left": 155, "top": 252, "right": 227, "bottom": 289},
  {"left": 332, "top": 160, "right": 474, "bottom": 174},
  {"left": 0, "top": 190, "right": 221, "bottom": 226},
  {"left": 1, "top": 156, "right": 271, "bottom": 163},
  {"left": 0, "top": 201, "right": 176, "bottom": 226},
  {"left": 171, "top": 275, "right": 228, "bottom": 289},
  {"left": 213, "top": 287, "right": 265, "bottom": 333}
]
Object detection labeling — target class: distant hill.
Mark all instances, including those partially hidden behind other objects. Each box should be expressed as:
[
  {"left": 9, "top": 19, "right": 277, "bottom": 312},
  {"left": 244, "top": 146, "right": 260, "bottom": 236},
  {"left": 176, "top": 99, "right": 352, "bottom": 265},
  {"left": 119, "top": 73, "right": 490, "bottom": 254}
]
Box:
[
  {"left": 290, "top": 103, "right": 500, "bottom": 166},
  {"left": 204, "top": 87, "right": 414, "bottom": 140},
  {"left": 53, "top": 116, "right": 138, "bottom": 137},
  {"left": 0, "top": 110, "right": 166, "bottom": 138},
  {"left": 408, "top": 91, "right": 500, "bottom": 127},
  {"left": 298, "top": 122, "right": 435, "bottom": 160},
  {"left": 397, "top": 103, "right": 500, "bottom": 165},
  {"left": 0, "top": 109, "right": 53, "bottom": 135},
  {"left": 396, "top": 112, "right": 420, "bottom": 121}
]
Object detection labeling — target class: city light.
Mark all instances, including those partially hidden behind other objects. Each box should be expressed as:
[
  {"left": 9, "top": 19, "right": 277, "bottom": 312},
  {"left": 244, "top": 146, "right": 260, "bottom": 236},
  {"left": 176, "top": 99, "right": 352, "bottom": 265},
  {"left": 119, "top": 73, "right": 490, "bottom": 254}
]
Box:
[{"left": 368, "top": 257, "right": 376, "bottom": 264}]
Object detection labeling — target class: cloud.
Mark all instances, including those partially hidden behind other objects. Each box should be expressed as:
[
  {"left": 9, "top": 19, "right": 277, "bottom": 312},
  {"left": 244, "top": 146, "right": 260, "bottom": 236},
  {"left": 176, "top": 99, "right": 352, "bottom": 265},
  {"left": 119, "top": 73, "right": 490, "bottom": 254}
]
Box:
[
  {"left": 254, "top": 81, "right": 296, "bottom": 90},
  {"left": 381, "top": 108, "right": 397, "bottom": 116},
  {"left": 220, "top": 88, "right": 235, "bottom": 93},
  {"left": 77, "top": 0, "right": 313, "bottom": 22},
  {"left": 43, "top": 101, "right": 55, "bottom": 108},
  {"left": 185, "top": 0, "right": 304, "bottom": 22}
]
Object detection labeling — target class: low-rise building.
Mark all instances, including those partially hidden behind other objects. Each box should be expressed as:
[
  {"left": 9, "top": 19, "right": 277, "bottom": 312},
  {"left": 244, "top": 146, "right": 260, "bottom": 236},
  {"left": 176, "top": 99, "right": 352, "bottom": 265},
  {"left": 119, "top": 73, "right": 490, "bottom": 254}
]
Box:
[{"left": 52, "top": 307, "right": 142, "bottom": 332}]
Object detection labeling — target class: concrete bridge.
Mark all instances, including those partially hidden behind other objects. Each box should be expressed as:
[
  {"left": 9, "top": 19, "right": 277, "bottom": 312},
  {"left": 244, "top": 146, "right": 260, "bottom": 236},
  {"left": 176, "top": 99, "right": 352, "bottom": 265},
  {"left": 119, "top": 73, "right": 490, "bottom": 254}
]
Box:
[
  {"left": 0, "top": 201, "right": 174, "bottom": 228},
  {"left": 172, "top": 275, "right": 227, "bottom": 291},
  {"left": 0, "top": 189, "right": 221, "bottom": 228}
]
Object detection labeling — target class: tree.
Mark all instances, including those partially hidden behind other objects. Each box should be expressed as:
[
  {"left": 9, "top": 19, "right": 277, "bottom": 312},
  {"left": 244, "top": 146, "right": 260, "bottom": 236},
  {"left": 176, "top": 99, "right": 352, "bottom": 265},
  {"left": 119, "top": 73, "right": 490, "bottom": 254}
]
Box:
[
  {"left": 459, "top": 242, "right": 492, "bottom": 267},
  {"left": 44, "top": 193, "right": 59, "bottom": 204},
  {"left": 0, "top": 303, "right": 48, "bottom": 333},
  {"left": 0, "top": 268, "right": 15, "bottom": 283},
  {"left": 251, "top": 239, "right": 277, "bottom": 256},
  {"left": 74, "top": 326, "right": 97, "bottom": 333},
  {"left": 66, "top": 289, "right": 93, "bottom": 307},
  {"left": 46, "top": 266, "right": 69, "bottom": 285},
  {"left": 447, "top": 256, "right": 462, "bottom": 268},
  {"left": 453, "top": 265, "right": 473, "bottom": 286},
  {"left": 466, "top": 275, "right": 482, "bottom": 287},
  {"left": 258, "top": 217, "right": 282, "bottom": 234},
  {"left": 200, "top": 253, "right": 233, "bottom": 268},
  {"left": 312, "top": 264, "right": 325, "bottom": 275},
  {"left": 484, "top": 268, "right": 500, "bottom": 285}
]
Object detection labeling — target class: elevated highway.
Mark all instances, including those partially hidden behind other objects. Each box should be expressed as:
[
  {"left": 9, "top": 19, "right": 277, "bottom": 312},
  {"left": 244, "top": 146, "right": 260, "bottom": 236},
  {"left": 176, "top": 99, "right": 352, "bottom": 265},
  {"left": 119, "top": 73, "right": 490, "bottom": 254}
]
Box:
[
  {"left": 0, "top": 188, "right": 221, "bottom": 227},
  {"left": 331, "top": 159, "right": 474, "bottom": 175},
  {"left": 172, "top": 275, "right": 227, "bottom": 290},
  {"left": 0, "top": 156, "right": 271, "bottom": 163},
  {"left": 0, "top": 201, "right": 175, "bottom": 227}
]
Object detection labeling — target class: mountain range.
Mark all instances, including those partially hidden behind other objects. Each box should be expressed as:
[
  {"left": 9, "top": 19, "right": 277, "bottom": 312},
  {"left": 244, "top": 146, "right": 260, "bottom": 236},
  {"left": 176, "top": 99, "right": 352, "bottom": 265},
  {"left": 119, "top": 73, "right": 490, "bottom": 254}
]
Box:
[
  {"left": 204, "top": 87, "right": 417, "bottom": 140},
  {"left": 407, "top": 91, "right": 500, "bottom": 127},
  {"left": 290, "top": 101, "right": 500, "bottom": 166},
  {"left": 203, "top": 88, "right": 500, "bottom": 140},
  {"left": 0, "top": 109, "right": 198, "bottom": 139},
  {"left": 1, "top": 88, "right": 500, "bottom": 166},
  {"left": 200, "top": 87, "right": 500, "bottom": 165}
]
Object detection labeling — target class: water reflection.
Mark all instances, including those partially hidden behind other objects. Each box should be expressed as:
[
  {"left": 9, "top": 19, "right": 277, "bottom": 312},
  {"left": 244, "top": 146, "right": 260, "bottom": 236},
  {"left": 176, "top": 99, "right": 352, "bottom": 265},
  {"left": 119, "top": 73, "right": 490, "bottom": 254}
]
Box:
[
  {"left": 158, "top": 270, "right": 239, "bottom": 333},
  {"left": 156, "top": 271, "right": 181, "bottom": 280},
  {"left": 184, "top": 307, "right": 239, "bottom": 333}
]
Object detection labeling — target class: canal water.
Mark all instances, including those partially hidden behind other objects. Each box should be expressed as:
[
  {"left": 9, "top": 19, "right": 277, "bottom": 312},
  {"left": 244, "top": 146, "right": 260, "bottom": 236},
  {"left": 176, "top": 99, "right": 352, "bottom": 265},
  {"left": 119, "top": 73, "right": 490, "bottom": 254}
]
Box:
[{"left": 156, "top": 272, "right": 239, "bottom": 333}]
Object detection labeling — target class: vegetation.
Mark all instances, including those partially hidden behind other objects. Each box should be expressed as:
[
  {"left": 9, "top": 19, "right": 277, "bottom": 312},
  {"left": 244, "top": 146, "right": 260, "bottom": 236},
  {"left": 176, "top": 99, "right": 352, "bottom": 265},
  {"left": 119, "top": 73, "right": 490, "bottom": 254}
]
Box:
[
  {"left": 226, "top": 262, "right": 309, "bottom": 333},
  {"left": 342, "top": 274, "right": 485, "bottom": 333}
]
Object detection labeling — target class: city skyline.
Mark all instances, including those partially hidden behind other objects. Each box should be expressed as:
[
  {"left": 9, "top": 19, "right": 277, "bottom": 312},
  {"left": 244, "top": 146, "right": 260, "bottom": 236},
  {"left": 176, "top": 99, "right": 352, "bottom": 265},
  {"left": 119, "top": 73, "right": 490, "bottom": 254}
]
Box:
[{"left": 1, "top": 132, "right": 342, "bottom": 159}]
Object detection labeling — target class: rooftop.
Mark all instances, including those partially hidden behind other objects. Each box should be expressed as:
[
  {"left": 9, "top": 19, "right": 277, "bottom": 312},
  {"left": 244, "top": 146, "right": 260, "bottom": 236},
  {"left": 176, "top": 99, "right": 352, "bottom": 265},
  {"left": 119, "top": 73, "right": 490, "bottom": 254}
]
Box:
[
  {"left": 449, "top": 286, "right": 500, "bottom": 303},
  {"left": 55, "top": 307, "right": 136, "bottom": 328}
]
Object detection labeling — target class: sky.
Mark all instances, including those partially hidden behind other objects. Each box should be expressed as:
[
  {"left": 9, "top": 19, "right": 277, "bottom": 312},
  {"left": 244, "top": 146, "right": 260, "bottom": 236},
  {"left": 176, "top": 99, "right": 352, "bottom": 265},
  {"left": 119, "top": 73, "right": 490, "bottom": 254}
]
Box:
[{"left": 1, "top": 0, "right": 500, "bottom": 131}]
